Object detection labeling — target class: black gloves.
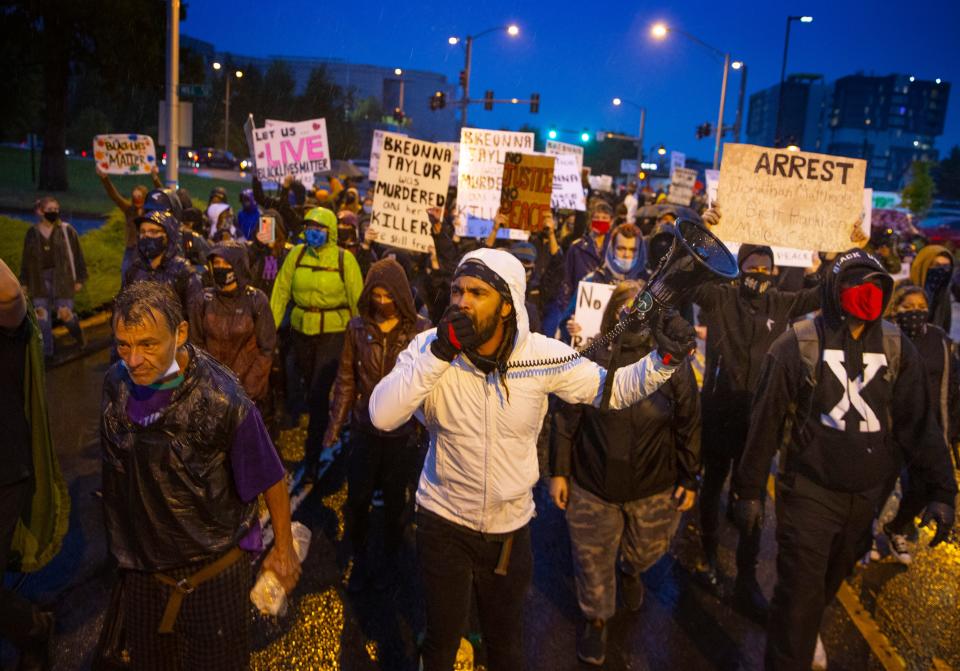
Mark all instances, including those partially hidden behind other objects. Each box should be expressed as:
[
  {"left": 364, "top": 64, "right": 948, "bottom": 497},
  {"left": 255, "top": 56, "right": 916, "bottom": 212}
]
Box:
[
  {"left": 654, "top": 311, "right": 697, "bottom": 364},
  {"left": 920, "top": 501, "right": 955, "bottom": 547},
  {"left": 733, "top": 497, "right": 763, "bottom": 533},
  {"left": 431, "top": 306, "right": 480, "bottom": 361}
]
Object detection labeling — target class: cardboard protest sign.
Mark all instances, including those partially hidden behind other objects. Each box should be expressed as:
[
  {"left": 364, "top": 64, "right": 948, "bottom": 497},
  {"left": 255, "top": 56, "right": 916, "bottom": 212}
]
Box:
[
  {"left": 716, "top": 144, "right": 867, "bottom": 252},
  {"left": 498, "top": 152, "right": 555, "bottom": 233},
  {"left": 704, "top": 169, "right": 720, "bottom": 206},
  {"left": 252, "top": 118, "right": 330, "bottom": 187},
  {"left": 588, "top": 175, "right": 613, "bottom": 193},
  {"left": 722, "top": 242, "right": 815, "bottom": 268},
  {"left": 667, "top": 167, "right": 697, "bottom": 206},
  {"left": 546, "top": 140, "right": 584, "bottom": 171},
  {"left": 572, "top": 281, "right": 616, "bottom": 349},
  {"left": 93, "top": 134, "right": 156, "bottom": 175},
  {"left": 670, "top": 151, "right": 686, "bottom": 172},
  {"left": 369, "top": 132, "right": 453, "bottom": 254},
  {"left": 551, "top": 154, "right": 586, "bottom": 211},
  {"left": 439, "top": 142, "right": 460, "bottom": 187},
  {"left": 457, "top": 128, "right": 535, "bottom": 238}
]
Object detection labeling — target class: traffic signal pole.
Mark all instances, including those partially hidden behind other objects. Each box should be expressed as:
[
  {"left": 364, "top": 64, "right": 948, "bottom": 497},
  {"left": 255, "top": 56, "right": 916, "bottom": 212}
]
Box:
[
  {"left": 165, "top": 0, "right": 180, "bottom": 186},
  {"left": 461, "top": 36, "right": 473, "bottom": 128}
]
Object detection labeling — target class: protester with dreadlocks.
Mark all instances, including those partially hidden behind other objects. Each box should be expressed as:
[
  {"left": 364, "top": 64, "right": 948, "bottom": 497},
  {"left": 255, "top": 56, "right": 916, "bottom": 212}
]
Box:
[{"left": 369, "top": 248, "right": 697, "bottom": 671}]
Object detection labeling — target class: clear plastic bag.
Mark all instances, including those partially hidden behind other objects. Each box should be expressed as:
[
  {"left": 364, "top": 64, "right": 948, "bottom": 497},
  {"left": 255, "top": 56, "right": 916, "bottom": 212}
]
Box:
[{"left": 250, "top": 521, "right": 311, "bottom": 616}]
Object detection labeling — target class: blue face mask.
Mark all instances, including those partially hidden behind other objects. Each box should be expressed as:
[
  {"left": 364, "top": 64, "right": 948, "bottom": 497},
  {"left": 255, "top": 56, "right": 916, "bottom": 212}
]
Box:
[
  {"left": 304, "top": 228, "right": 328, "bottom": 248},
  {"left": 611, "top": 253, "right": 635, "bottom": 273}
]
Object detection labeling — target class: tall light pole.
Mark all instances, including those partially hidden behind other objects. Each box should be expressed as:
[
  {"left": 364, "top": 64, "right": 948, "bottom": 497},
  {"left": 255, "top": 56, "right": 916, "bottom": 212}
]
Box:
[
  {"left": 448, "top": 24, "right": 519, "bottom": 128},
  {"left": 612, "top": 97, "right": 646, "bottom": 175},
  {"left": 213, "top": 62, "right": 243, "bottom": 152},
  {"left": 165, "top": 0, "right": 180, "bottom": 186},
  {"left": 731, "top": 60, "right": 748, "bottom": 143},
  {"left": 651, "top": 22, "right": 734, "bottom": 170},
  {"left": 775, "top": 15, "right": 813, "bottom": 147},
  {"left": 394, "top": 68, "right": 405, "bottom": 114}
]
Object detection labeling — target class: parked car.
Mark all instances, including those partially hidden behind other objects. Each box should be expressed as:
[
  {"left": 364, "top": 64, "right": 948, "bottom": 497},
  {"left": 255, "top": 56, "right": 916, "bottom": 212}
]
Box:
[
  {"left": 196, "top": 147, "right": 240, "bottom": 170},
  {"left": 917, "top": 215, "right": 960, "bottom": 248}
]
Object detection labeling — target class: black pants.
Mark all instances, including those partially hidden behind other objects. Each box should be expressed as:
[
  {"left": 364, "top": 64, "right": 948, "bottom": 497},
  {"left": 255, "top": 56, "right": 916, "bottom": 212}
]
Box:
[
  {"left": 124, "top": 554, "right": 252, "bottom": 671},
  {"left": 291, "top": 330, "right": 345, "bottom": 458},
  {"left": 347, "top": 428, "right": 411, "bottom": 559},
  {"left": 0, "top": 479, "right": 43, "bottom": 649},
  {"left": 416, "top": 510, "right": 532, "bottom": 671},
  {"left": 699, "top": 448, "right": 762, "bottom": 576},
  {"left": 766, "top": 474, "right": 882, "bottom": 671}
]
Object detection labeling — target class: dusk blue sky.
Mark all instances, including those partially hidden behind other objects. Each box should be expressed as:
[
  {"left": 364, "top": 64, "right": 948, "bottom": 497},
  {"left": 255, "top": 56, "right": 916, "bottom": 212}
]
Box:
[{"left": 184, "top": 0, "right": 960, "bottom": 163}]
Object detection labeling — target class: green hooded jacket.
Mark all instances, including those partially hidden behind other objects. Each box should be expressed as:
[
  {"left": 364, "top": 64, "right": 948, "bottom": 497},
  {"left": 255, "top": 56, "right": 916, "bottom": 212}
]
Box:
[
  {"left": 269, "top": 207, "right": 363, "bottom": 335},
  {"left": 9, "top": 306, "right": 70, "bottom": 572}
]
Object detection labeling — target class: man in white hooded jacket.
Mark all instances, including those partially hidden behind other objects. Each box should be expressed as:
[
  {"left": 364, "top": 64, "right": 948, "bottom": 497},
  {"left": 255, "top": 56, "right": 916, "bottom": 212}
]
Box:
[{"left": 370, "top": 248, "right": 695, "bottom": 671}]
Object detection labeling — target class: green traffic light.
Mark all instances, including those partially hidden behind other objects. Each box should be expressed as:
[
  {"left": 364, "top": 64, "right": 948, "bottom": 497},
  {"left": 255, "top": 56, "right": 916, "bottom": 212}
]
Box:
[
  {"left": 548, "top": 129, "right": 557, "bottom": 139},
  {"left": 580, "top": 132, "right": 590, "bottom": 143}
]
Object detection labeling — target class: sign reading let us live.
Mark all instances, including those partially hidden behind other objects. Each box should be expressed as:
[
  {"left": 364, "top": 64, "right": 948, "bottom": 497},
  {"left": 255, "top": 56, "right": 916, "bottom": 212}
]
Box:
[{"left": 252, "top": 118, "right": 330, "bottom": 187}]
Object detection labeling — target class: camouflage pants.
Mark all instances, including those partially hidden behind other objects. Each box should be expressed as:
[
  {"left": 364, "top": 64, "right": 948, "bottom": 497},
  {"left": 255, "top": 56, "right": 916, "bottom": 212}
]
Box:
[{"left": 566, "top": 481, "right": 680, "bottom": 621}]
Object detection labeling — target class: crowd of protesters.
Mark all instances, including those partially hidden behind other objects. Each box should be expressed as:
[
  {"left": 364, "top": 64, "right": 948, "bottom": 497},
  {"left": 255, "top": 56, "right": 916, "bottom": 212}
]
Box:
[{"left": 2, "top": 162, "right": 958, "bottom": 671}]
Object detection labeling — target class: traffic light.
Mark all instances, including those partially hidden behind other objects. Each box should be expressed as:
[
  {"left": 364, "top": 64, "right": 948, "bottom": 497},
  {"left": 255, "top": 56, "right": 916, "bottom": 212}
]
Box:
[
  {"left": 547, "top": 129, "right": 557, "bottom": 139},
  {"left": 484, "top": 90, "right": 494, "bottom": 111},
  {"left": 393, "top": 107, "right": 405, "bottom": 123},
  {"left": 459, "top": 70, "right": 467, "bottom": 87},
  {"left": 695, "top": 122, "right": 712, "bottom": 139},
  {"left": 580, "top": 131, "right": 590, "bottom": 143},
  {"left": 429, "top": 91, "right": 446, "bottom": 111},
  {"left": 530, "top": 93, "right": 540, "bottom": 114}
]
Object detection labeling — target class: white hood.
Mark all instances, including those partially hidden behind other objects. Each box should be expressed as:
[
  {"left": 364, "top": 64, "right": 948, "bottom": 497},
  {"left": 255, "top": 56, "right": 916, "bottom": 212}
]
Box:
[{"left": 456, "top": 247, "right": 530, "bottom": 356}]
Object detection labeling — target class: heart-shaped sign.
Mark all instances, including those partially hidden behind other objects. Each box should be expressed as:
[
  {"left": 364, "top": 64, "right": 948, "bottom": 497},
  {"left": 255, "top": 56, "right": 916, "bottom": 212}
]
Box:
[
  {"left": 146, "top": 155, "right": 155, "bottom": 162},
  {"left": 96, "top": 139, "right": 105, "bottom": 147},
  {"left": 312, "top": 122, "right": 321, "bottom": 131},
  {"left": 258, "top": 152, "right": 264, "bottom": 159},
  {"left": 100, "top": 162, "right": 109, "bottom": 169},
  {"left": 94, "top": 151, "right": 104, "bottom": 160}
]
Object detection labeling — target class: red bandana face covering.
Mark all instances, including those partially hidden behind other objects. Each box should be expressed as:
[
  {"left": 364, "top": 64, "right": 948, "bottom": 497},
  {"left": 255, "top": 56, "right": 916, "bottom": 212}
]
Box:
[
  {"left": 839, "top": 283, "right": 883, "bottom": 321},
  {"left": 591, "top": 219, "right": 611, "bottom": 235}
]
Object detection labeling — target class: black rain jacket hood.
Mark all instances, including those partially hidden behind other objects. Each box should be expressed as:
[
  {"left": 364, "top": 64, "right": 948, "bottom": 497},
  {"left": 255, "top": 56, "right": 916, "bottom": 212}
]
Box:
[{"left": 208, "top": 241, "right": 252, "bottom": 289}]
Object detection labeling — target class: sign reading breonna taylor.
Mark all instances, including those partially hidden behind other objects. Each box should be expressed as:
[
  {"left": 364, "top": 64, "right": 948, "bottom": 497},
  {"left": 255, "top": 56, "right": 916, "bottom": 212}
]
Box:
[
  {"left": 456, "top": 127, "right": 535, "bottom": 238},
  {"left": 369, "top": 132, "right": 453, "bottom": 254},
  {"left": 252, "top": 118, "right": 330, "bottom": 187}
]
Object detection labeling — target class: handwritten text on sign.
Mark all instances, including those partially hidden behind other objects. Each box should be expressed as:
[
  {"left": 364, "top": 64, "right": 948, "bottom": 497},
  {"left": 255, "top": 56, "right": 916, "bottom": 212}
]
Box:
[
  {"left": 572, "top": 281, "right": 616, "bottom": 349},
  {"left": 551, "top": 154, "right": 586, "bottom": 211},
  {"left": 93, "top": 134, "right": 156, "bottom": 174},
  {"left": 716, "top": 144, "right": 867, "bottom": 252},
  {"left": 499, "top": 153, "right": 555, "bottom": 233},
  {"left": 457, "top": 128, "right": 535, "bottom": 238},
  {"left": 545, "top": 140, "right": 584, "bottom": 171},
  {"left": 370, "top": 132, "right": 453, "bottom": 254},
  {"left": 253, "top": 118, "right": 330, "bottom": 187}
]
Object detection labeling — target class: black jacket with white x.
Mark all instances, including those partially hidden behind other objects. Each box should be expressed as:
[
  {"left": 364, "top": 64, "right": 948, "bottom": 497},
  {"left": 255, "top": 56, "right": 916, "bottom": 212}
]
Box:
[{"left": 735, "top": 249, "right": 958, "bottom": 504}]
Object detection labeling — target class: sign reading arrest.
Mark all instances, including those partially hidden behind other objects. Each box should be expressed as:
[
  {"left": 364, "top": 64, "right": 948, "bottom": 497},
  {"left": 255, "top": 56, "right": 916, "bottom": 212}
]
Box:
[
  {"left": 369, "top": 132, "right": 453, "bottom": 254},
  {"left": 716, "top": 143, "right": 867, "bottom": 252}
]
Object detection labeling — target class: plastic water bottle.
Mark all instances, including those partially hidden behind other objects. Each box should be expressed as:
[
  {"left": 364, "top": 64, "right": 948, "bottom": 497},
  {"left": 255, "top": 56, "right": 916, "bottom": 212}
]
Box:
[{"left": 250, "top": 522, "right": 311, "bottom": 616}]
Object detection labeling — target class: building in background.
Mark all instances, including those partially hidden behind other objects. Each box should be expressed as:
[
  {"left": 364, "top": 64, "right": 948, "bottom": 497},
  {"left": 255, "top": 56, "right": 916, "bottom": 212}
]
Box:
[
  {"left": 746, "top": 72, "right": 950, "bottom": 191},
  {"left": 183, "top": 35, "right": 459, "bottom": 158}
]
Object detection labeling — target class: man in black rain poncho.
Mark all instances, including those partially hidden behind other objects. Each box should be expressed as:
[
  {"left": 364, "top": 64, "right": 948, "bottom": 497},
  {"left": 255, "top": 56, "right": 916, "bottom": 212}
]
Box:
[
  {"left": 733, "top": 249, "right": 957, "bottom": 671},
  {"left": 692, "top": 239, "right": 820, "bottom": 617}
]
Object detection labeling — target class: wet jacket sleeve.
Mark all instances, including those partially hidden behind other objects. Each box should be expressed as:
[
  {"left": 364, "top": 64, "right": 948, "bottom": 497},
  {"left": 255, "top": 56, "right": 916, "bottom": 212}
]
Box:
[
  {"left": 547, "top": 347, "right": 678, "bottom": 409},
  {"left": 187, "top": 295, "right": 206, "bottom": 347},
  {"left": 734, "top": 334, "right": 801, "bottom": 500},
  {"left": 948, "top": 348, "right": 960, "bottom": 447},
  {"left": 690, "top": 283, "right": 720, "bottom": 314},
  {"left": 269, "top": 250, "right": 297, "bottom": 328},
  {"left": 550, "top": 400, "right": 582, "bottom": 477},
  {"left": 369, "top": 333, "right": 449, "bottom": 432},
  {"left": 68, "top": 226, "right": 88, "bottom": 284},
  {"left": 326, "top": 328, "right": 357, "bottom": 444},
  {"left": 894, "top": 336, "right": 959, "bottom": 505},
  {"left": 776, "top": 284, "right": 821, "bottom": 318},
  {"left": 343, "top": 252, "right": 364, "bottom": 317},
  {"left": 99, "top": 174, "right": 132, "bottom": 211},
  {"left": 183, "top": 270, "right": 203, "bottom": 313},
  {"left": 670, "top": 361, "right": 701, "bottom": 490}
]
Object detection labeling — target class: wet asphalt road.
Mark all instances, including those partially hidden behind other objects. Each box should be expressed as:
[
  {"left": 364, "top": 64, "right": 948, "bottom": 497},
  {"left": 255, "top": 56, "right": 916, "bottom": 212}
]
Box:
[{"left": 2, "top": 337, "right": 957, "bottom": 670}]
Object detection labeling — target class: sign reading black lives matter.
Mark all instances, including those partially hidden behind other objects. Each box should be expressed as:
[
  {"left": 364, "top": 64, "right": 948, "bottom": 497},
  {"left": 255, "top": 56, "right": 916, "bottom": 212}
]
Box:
[
  {"left": 716, "top": 143, "right": 867, "bottom": 251},
  {"left": 370, "top": 132, "right": 453, "bottom": 253}
]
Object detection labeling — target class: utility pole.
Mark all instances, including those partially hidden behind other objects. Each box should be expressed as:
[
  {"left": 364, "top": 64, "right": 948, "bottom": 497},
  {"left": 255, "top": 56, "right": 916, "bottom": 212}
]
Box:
[
  {"left": 223, "top": 75, "right": 231, "bottom": 151},
  {"left": 734, "top": 63, "right": 748, "bottom": 143},
  {"left": 714, "top": 53, "right": 730, "bottom": 170},
  {"left": 637, "top": 107, "right": 646, "bottom": 173},
  {"left": 165, "top": 0, "right": 180, "bottom": 186},
  {"left": 461, "top": 36, "right": 473, "bottom": 128}
]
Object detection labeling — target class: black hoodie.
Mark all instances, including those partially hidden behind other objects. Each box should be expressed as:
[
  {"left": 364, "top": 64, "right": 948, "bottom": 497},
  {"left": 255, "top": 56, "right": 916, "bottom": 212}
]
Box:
[
  {"left": 735, "top": 249, "right": 957, "bottom": 504},
  {"left": 124, "top": 211, "right": 202, "bottom": 316}
]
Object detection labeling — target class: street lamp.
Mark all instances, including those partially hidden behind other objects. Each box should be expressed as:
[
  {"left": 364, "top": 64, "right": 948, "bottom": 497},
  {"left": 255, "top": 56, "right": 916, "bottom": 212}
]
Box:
[
  {"left": 612, "top": 97, "right": 646, "bottom": 173},
  {"left": 657, "top": 144, "right": 666, "bottom": 156},
  {"left": 650, "top": 21, "right": 732, "bottom": 169},
  {"left": 730, "top": 60, "right": 748, "bottom": 143},
  {"left": 213, "top": 62, "right": 243, "bottom": 152},
  {"left": 775, "top": 15, "right": 813, "bottom": 147},
  {"left": 448, "top": 24, "right": 521, "bottom": 127}
]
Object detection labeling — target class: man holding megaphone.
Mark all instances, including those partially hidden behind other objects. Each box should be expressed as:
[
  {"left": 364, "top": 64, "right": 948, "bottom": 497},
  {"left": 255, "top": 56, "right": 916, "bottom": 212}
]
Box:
[{"left": 369, "top": 239, "right": 710, "bottom": 671}]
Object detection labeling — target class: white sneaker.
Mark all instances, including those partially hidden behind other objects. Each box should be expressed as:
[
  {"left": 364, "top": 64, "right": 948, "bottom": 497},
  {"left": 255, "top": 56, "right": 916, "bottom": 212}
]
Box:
[
  {"left": 812, "top": 635, "right": 828, "bottom": 669},
  {"left": 884, "top": 529, "right": 913, "bottom": 565}
]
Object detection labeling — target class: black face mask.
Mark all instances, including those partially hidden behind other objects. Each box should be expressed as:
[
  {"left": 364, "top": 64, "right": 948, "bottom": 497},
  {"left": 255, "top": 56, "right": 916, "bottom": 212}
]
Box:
[
  {"left": 740, "top": 271, "right": 772, "bottom": 298},
  {"left": 138, "top": 235, "right": 166, "bottom": 260},
  {"left": 43, "top": 211, "right": 60, "bottom": 223},
  {"left": 895, "top": 309, "right": 928, "bottom": 339},
  {"left": 212, "top": 267, "right": 236, "bottom": 287},
  {"left": 925, "top": 266, "right": 951, "bottom": 296}
]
